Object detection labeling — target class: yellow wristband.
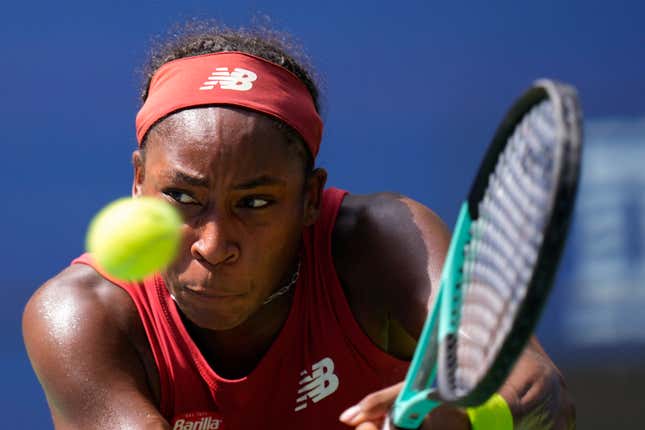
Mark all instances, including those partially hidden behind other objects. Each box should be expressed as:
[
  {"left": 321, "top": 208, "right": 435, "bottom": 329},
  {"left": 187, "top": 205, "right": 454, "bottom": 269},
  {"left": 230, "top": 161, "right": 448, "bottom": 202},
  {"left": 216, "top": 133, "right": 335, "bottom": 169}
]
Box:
[{"left": 466, "top": 393, "right": 513, "bottom": 430}]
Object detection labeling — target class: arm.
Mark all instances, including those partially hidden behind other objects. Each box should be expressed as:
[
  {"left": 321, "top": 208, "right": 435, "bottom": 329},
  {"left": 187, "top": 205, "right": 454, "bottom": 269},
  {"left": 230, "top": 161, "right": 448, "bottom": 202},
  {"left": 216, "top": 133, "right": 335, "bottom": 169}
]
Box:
[
  {"left": 23, "top": 264, "right": 169, "bottom": 429},
  {"left": 334, "top": 193, "right": 575, "bottom": 429}
]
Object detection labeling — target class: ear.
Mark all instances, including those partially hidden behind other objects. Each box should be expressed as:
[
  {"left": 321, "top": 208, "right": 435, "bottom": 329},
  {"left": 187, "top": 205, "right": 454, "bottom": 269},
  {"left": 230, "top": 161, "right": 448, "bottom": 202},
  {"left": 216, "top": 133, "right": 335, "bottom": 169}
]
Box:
[
  {"left": 303, "top": 168, "right": 328, "bottom": 226},
  {"left": 132, "top": 150, "right": 145, "bottom": 197}
]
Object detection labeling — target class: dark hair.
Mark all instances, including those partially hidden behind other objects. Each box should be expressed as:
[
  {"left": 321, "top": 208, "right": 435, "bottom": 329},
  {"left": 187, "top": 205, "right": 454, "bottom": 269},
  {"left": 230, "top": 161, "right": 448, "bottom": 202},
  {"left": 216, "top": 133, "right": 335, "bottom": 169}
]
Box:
[{"left": 139, "top": 21, "right": 321, "bottom": 174}]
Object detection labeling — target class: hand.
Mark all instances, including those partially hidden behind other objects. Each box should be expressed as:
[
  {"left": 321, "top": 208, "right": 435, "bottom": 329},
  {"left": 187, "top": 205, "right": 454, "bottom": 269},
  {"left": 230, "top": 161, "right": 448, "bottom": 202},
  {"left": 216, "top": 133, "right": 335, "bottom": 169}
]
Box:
[
  {"left": 338, "top": 382, "right": 471, "bottom": 430},
  {"left": 499, "top": 340, "right": 576, "bottom": 430}
]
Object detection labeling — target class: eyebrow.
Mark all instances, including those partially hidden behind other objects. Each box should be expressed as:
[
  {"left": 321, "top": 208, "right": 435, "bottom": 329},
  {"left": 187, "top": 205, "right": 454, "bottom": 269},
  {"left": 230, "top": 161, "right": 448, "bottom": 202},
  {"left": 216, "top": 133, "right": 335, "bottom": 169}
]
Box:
[
  {"left": 169, "top": 171, "right": 209, "bottom": 188},
  {"left": 168, "top": 171, "right": 287, "bottom": 190},
  {"left": 232, "top": 175, "right": 287, "bottom": 190}
]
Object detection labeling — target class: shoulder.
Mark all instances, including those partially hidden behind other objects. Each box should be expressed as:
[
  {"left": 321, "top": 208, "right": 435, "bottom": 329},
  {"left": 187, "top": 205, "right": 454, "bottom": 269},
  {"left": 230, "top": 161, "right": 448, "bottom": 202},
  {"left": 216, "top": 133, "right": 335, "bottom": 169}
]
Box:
[
  {"left": 334, "top": 191, "right": 449, "bottom": 243},
  {"left": 23, "top": 263, "right": 142, "bottom": 348},
  {"left": 333, "top": 192, "right": 450, "bottom": 297},
  {"left": 331, "top": 192, "right": 451, "bottom": 354},
  {"left": 23, "top": 263, "right": 161, "bottom": 425}
]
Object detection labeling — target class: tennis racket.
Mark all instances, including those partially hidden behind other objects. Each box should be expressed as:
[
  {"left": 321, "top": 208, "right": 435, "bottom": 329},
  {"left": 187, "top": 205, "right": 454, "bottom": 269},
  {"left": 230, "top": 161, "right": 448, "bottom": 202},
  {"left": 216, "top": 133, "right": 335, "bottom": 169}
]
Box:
[{"left": 389, "top": 79, "right": 583, "bottom": 429}]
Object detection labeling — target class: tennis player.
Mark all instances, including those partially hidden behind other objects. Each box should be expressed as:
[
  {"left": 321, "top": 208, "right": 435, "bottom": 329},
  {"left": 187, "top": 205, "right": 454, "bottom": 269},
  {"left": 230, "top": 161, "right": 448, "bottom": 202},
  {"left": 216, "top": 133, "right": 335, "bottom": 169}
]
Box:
[{"left": 23, "top": 22, "right": 575, "bottom": 429}]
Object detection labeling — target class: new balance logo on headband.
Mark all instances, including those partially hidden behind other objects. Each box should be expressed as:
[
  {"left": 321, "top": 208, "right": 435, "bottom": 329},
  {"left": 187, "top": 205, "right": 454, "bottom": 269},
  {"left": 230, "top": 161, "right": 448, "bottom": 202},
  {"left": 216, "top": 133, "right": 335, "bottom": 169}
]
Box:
[
  {"left": 199, "top": 67, "right": 257, "bottom": 91},
  {"left": 137, "top": 52, "right": 322, "bottom": 155}
]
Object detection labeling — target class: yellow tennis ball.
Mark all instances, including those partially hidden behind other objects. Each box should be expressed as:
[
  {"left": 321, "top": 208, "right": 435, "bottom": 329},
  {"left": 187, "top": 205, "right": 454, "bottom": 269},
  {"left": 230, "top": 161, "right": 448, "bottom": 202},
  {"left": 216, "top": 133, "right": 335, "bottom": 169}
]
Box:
[{"left": 86, "top": 197, "right": 182, "bottom": 281}]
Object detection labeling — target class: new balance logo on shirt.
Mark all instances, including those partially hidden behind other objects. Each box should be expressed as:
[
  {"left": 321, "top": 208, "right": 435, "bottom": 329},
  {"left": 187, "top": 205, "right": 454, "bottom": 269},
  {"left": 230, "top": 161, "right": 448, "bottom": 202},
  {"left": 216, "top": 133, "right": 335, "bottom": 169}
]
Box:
[
  {"left": 294, "top": 357, "right": 339, "bottom": 412},
  {"left": 199, "top": 67, "right": 257, "bottom": 91}
]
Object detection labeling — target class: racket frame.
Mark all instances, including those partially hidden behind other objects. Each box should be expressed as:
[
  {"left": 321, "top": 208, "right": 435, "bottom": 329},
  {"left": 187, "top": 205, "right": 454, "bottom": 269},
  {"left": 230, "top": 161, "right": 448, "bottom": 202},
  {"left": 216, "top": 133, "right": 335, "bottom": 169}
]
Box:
[
  {"left": 390, "top": 79, "right": 582, "bottom": 427},
  {"left": 437, "top": 80, "right": 581, "bottom": 406},
  {"left": 390, "top": 202, "right": 472, "bottom": 429}
]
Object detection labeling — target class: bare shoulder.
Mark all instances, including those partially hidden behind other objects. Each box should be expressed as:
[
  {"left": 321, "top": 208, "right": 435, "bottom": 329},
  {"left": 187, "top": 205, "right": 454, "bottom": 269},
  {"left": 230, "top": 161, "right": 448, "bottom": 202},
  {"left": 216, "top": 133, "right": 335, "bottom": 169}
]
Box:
[
  {"left": 334, "top": 192, "right": 450, "bottom": 255},
  {"left": 23, "top": 264, "right": 165, "bottom": 428},
  {"left": 333, "top": 192, "right": 451, "bottom": 301},
  {"left": 332, "top": 192, "right": 451, "bottom": 356},
  {"left": 23, "top": 264, "right": 143, "bottom": 366},
  {"left": 24, "top": 263, "right": 139, "bottom": 333}
]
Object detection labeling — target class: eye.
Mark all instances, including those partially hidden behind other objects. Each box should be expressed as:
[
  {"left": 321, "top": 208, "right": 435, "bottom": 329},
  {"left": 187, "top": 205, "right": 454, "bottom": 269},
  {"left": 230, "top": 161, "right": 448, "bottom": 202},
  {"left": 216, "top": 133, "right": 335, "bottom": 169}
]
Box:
[
  {"left": 239, "top": 196, "right": 271, "bottom": 209},
  {"left": 163, "top": 189, "right": 199, "bottom": 205}
]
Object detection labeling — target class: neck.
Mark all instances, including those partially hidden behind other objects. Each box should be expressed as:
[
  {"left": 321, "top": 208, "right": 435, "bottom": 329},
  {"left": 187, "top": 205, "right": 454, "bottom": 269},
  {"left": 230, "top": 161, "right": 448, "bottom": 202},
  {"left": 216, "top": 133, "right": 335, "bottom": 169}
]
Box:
[{"left": 181, "top": 289, "right": 294, "bottom": 379}]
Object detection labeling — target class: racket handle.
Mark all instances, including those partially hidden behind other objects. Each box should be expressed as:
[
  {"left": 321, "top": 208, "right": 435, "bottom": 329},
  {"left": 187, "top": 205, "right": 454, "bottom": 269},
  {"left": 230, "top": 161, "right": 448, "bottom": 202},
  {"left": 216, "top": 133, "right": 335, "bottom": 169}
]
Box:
[
  {"left": 383, "top": 414, "right": 418, "bottom": 430},
  {"left": 382, "top": 416, "right": 394, "bottom": 430}
]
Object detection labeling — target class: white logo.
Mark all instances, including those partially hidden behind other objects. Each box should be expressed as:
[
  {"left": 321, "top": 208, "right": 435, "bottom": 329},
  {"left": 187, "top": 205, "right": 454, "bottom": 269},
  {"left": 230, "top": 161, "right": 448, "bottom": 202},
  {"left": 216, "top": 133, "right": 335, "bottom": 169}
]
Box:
[
  {"left": 172, "top": 416, "right": 221, "bottom": 430},
  {"left": 294, "top": 357, "right": 339, "bottom": 412},
  {"left": 199, "top": 67, "right": 257, "bottom": 91}
]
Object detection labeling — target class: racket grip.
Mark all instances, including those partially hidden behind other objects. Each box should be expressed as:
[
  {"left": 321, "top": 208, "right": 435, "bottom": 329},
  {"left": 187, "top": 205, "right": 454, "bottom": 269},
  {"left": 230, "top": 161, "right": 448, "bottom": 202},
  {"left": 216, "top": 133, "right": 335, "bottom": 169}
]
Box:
[
  {"left": 382, "top": 414, "right": 419, "bottom": 430},
  {"left": 382, "top": 416, "right": 394, "bottom": 430}
]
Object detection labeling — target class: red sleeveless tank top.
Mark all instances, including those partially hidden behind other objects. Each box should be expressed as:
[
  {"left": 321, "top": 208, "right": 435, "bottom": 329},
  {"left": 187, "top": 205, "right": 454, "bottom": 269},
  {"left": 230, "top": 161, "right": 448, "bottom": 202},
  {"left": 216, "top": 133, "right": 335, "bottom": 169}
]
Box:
[{"left": 73, "top": 188, "right": 408, "bottom": 429}]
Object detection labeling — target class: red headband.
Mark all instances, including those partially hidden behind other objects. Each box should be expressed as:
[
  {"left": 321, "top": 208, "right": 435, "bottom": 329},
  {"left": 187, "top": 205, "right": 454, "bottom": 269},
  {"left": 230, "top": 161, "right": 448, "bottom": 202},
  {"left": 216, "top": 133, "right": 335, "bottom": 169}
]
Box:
[{"left": 136, "top": 52, "right": 322, "bottom": 157}]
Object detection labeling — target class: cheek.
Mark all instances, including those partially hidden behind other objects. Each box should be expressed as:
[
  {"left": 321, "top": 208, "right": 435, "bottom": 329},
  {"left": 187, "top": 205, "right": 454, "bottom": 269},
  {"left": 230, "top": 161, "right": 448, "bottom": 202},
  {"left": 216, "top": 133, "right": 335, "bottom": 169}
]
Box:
[
  {"left": 241, "top": 194, "right": 308, "bottom": 243},
  {"left": 242, "top": 217, "right": 302, "bottom": 261},
  {"left": 161, "top": 223, "right": 201, "bottom": 278},
  {"left": 138, "top": 175, "right": 162, "bottom": 196},
  {"left": 235, "top": 202, "right": 308, "bottom": 273},
  {"left": 261, "top": 203, "right": 308, "bottom": 254}
]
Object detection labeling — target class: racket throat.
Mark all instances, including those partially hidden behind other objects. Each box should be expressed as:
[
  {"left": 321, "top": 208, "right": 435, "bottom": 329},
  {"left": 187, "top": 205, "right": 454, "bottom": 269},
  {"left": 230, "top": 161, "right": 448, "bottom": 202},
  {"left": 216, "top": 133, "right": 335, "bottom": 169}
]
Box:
[{"left": 391, "top": 389, "right": 442, "bottom": 429}]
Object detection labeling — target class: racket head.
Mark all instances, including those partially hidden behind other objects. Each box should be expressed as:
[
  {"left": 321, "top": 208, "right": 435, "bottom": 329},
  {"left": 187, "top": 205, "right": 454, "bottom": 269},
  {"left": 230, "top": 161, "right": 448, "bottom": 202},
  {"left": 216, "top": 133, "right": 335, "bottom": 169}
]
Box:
[{"left": 436, "top": 79, "right": 583, "bottom": 406}]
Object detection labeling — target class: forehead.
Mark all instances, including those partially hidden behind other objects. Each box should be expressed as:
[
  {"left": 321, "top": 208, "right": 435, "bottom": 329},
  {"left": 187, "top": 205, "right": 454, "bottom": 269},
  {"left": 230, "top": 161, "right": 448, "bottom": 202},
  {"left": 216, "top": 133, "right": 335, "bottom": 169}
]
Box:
[{"left": 144, "top": 106, "right": 297, "bottom": 174}]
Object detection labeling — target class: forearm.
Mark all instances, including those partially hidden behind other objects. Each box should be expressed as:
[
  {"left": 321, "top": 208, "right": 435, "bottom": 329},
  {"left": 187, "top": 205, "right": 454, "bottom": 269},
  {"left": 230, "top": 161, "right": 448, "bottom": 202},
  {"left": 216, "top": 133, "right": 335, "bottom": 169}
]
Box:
[{"left": 498, "top": 338, "right": 575, "bottom": 430}]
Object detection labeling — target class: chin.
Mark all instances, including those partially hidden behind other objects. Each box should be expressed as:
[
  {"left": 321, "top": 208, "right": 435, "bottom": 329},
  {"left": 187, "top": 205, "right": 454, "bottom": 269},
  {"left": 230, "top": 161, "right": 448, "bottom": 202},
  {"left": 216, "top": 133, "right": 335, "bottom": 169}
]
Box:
[
  {"left": 189, "top": 312, "right": 250, "bottom": 331},
  {"left": 175, "top": 294, "right": 255, "bottom": 331}
]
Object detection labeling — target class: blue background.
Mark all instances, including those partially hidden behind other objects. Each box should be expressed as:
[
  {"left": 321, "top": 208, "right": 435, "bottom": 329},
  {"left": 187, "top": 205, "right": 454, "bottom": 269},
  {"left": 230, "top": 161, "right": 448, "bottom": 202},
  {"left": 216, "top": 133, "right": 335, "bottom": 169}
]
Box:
[{"left": 2, "top": 1, "right": 644, "bottom": 427}]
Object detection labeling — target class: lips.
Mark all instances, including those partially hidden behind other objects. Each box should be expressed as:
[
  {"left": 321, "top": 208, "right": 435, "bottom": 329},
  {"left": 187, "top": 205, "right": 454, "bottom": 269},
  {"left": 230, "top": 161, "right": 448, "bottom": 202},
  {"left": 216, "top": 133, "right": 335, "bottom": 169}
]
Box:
[{"left": 181, "top": 286, "right": 246, "bottom": 300}]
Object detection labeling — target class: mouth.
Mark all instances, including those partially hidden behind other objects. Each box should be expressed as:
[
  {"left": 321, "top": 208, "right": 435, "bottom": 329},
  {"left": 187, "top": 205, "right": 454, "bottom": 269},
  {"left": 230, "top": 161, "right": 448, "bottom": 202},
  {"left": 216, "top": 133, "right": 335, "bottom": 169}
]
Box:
[{"left": 179, "top": 286, "right": 247, "bottom": 301}]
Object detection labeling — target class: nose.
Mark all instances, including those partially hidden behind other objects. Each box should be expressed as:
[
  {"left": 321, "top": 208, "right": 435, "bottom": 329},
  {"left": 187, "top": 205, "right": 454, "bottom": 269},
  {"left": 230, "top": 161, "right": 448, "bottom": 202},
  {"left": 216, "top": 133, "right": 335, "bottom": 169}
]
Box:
[{"left": 190, "top": 213, "right": 240, "bottom": 268}]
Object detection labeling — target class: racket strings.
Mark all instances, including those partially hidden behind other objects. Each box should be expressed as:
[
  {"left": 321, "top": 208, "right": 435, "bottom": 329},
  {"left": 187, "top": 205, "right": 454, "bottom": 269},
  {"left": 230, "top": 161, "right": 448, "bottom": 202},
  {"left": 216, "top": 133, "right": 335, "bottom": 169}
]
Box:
[{"left": 453, "top": 100, "right": 559, "bottom": 394}]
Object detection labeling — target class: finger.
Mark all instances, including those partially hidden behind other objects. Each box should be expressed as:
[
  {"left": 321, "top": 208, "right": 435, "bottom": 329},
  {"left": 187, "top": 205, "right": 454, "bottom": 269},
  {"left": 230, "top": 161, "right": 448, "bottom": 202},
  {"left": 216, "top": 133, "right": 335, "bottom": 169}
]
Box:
[
  {"left": 339, "top": 382, "right": 404, "bottom": 426},
  {"left": 355, "top": 421, "right": 380, "bottom": 430},
  {"left": 359, "top": 382, "right": 403, "bottom": 416}
]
